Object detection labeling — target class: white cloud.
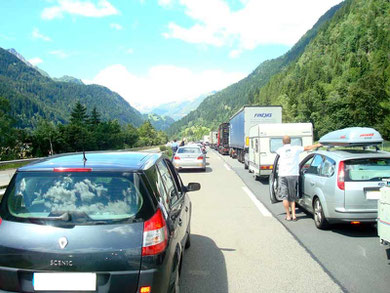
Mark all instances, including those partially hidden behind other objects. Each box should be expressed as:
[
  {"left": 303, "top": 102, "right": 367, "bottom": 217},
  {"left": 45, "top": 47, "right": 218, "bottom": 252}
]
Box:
[
  {"left": 32, "top": 28, "right": 51, "bottom": 41},
  {"left": 158, "top": 0, "right": 173, "bottom": 7},
  {"left": 41, "top": 0, "right": 118, "bottom": 20},
  {"left": 49, "top": 50, "right": 70, "bottom": 58},
  {"left": 163, "top": 0, "right": 343, "bottom": 50},
  {"left": 85, "top": 64, "right": 245, "bottom": 112},
  {"left": 110, "top": 23, "right": 123, "bottom": 30},
  {"left": 28, "top": 57, "right": 43, "bottom": 66}
]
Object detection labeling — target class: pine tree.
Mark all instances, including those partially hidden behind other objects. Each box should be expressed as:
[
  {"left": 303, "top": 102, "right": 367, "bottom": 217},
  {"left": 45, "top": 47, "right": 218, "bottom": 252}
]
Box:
[{"left": 70, "top": 101, "right": 88, "bottom": 125}]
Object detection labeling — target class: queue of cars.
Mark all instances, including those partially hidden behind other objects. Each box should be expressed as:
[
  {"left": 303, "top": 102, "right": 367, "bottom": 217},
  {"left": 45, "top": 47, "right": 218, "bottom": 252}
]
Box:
[{"left": 0, "top": 151, "right": 200, "bottom": 292}]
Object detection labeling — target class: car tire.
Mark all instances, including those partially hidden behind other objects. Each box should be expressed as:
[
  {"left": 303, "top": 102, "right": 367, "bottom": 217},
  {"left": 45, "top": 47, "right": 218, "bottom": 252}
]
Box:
[
  {"left": 185, "top": 232, "right": 191, "bottom": 249},
  {"left": 244, "top": 162, "right": 248, "bottom": 169},
  {"left": 313, "top": 198, "right": 329, "bottom": 230}
]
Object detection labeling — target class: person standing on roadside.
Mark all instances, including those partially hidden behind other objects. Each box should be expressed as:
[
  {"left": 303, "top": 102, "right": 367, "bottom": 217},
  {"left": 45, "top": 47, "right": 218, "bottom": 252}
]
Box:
[
  {"left": 276, "top": 136, "right": 322, "bottom": 221},
  {"left": 171, "top": 139, "right": 179, "bottom": 155}
]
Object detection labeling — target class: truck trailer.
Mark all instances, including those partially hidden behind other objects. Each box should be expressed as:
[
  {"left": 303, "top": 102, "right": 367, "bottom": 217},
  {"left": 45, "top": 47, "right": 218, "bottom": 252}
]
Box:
[
  {"left": 209, "top": 131, "right": 218, "bottom": 149},
  {"left": 218, "top": 123, "right": 230, "bottom": 155},
  {"left": 229, "top": 106, "right": 282, "bottom": 163},
  {"left": 248, "top": 123, "right": 313, "bottom": 177}
]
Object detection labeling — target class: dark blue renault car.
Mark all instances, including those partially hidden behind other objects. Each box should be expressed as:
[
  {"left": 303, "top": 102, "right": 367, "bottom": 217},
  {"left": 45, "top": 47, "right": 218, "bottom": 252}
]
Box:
[{"left": 0, "top": 151, "right": 200, "bottom": 292}]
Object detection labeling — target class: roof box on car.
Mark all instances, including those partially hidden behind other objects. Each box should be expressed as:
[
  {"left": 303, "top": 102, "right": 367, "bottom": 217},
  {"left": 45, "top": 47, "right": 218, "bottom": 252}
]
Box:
[{"left": 319, "top": 127, "right": 383, "bottom": 146}]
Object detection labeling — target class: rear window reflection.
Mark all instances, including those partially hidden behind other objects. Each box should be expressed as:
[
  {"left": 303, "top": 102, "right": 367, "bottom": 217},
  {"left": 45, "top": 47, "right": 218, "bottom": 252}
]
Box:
[
  {"left": 6, "top": 172, "right": 145, "bottom": 223},
  {"left": 346, "top": 158, "right": 390, "bottom": 181},
  {"left": 178, "top": 147, "right": 201, "bottom": 154}
]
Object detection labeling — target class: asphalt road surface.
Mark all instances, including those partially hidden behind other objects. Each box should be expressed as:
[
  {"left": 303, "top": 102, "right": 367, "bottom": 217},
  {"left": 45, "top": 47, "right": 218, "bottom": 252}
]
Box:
[
  {"left": 197, "top": 149, "right": 390, "bottom": 293},
  {"left": 178, "top": 149, "right": 341, "bottom": 292}
]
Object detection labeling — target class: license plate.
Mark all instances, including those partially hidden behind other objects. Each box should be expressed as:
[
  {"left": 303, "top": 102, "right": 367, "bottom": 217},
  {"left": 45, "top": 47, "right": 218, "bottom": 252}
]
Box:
[
  {"left": 366, "top": 191, "right": 380, "bottom": 200},
  {"left": 33, "top": 273, "right": 96, "bottom": 291}
]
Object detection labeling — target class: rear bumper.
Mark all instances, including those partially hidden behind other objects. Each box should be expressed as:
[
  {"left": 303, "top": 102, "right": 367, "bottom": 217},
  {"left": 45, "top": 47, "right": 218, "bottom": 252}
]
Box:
[
  {"left": 0, "top": 266, "right": 143, "bottom": 293},
  {"left": 328, "top": 207, "right": 378, "bottom": 223},
  {"left": 173, "top": 161, "right": 205, "bottom": 169}
]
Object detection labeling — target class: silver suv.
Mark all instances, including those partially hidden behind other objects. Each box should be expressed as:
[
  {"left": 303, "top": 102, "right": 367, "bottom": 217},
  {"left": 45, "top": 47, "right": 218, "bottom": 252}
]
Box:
[{"left": 270, "top": 148, "right": 390, "bottom": 229}]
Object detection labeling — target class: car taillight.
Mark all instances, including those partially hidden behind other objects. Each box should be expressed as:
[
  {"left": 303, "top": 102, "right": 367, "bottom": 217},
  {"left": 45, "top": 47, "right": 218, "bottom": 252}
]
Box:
[
  {"left": 140, "top": 286, "right": 151, "bottom": 293},
  {"left": 174, "top": 156, "right": 180, "bottom": 160},
  {"left": 53, "top": 168, "right": 92, "bottom": 172},
  {"left": 197, "top": 156, "right": 204, "bottom": 160},
  {"left": 142, "top": 209, "right": 168, "bottom": 256},
  {"left": 260, "top": 165, "right": 273, "bottom": 170},
  {"left": 337, "top": 161, "right": 345, "bottom": 190},
  {"left": 0, "top": 218, "right": 2, "bottom": 226}
]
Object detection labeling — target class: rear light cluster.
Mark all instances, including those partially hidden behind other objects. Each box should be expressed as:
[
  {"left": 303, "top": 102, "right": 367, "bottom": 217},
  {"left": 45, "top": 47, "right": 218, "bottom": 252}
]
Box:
[
  {"left": 173, "top": 156, "right": 180, "bottom": 160},
  {"left": 337, "top": 161, "right": 345, "bottom": 190},
  {"left": 260, "top": 165, "right": 273, "bottom": 170},
  {"left": 140, "top": 286, "right": 151, "bottom": 293},
  {"left": 197, "top": 156, "right": 204, "bottom": 160},
  {"left": 142, "top": 209, "right": 168, "bottom": 256}
]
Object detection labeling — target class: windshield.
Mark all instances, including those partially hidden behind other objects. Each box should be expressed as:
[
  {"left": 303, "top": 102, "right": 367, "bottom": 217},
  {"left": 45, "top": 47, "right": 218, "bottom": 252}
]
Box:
[
  {"left": 346, "top": 158, "right": 390, "bottom": 181},
  {"left": 3, "top": 171, "right": 150, "bottom": 225}
]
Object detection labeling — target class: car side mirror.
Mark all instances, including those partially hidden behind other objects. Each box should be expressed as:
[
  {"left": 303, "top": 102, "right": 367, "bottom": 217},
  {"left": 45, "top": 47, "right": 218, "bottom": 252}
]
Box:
[{"left": 186, "top": 182, "right": 201, "bottom": 192}]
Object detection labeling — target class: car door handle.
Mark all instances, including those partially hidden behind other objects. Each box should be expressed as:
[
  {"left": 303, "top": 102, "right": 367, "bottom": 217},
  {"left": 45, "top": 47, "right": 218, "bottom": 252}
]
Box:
[
  {"left": 178, "top": 218, "right": 182, "bottom": 226},
  {"left": 310, "top": 182, "right": 315, "bottom": 186},
  {"left": 185, "top": 206, "right": 188, "bottom": 212}
]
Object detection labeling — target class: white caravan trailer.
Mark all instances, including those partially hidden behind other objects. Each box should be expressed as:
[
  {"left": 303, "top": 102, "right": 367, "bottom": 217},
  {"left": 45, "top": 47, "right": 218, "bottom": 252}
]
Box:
[{"left": 248, "top": 123, "right": 313, "bottom": 177}]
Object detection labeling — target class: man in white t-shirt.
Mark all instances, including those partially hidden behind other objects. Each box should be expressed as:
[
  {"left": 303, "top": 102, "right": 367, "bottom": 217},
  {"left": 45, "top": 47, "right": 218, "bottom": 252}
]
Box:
[{"left": 276, "top": 136, "right": 321, "bottom": 221}]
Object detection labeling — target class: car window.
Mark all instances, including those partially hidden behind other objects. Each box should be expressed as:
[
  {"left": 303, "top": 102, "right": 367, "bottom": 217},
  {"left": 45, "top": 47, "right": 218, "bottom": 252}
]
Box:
[
  {"left": 320, "top": 156, "right": 336, "bottom": 177},
  {"left": 345, "top": 158, "right": 390, "bottom": 181},
  {"left": 178, "top": 147, "right": 201, "bottom": 154},
  {"left": 306, "top": 155, "right": 323, "bottom": 175},
  {"left": 270, "top": 138, "right": 302, "bottom": 153},
  {"left": 144, "top": 166, "right": 169, "bottom": 210},
  {"left": 164, "top": 159, "right": 184, "bottom": 194},
  {"left": 301, "top": 156, "right": 314, "bottom": 174},
  {"left": 3, "top": 171, "right": 152, "bottom": 224},
  {"left": 157, "top": 160, "right": 179, "bottom": 204}
]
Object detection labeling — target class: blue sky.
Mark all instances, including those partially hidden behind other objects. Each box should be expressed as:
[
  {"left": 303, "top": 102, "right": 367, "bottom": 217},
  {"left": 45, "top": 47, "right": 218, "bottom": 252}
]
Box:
[{"left": 0, "top": 0, "right": 342, "bottom": 112}]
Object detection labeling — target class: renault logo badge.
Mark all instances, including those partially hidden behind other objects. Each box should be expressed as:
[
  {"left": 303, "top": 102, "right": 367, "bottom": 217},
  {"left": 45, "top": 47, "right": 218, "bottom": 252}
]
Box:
[{"left": 58, "top": 237, "right": 68, "bottom": 249}]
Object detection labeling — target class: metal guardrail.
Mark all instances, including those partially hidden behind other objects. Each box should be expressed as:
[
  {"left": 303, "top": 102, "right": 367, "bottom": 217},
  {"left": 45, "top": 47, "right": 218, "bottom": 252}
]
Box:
[{"left": 0, "top": 157, "right": 41, "bottom": 166}]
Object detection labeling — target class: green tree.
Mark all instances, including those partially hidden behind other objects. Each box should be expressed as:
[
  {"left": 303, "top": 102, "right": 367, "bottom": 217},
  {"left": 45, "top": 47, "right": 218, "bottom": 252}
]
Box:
[{"left": 70, "top": 101, "right": 88, "bottom": 125}]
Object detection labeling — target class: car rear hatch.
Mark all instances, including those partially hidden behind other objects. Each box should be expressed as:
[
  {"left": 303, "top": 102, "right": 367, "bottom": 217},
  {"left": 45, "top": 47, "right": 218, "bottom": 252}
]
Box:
[
  {"left": 0, "top": 170, "right": 154, "bottom": 292},
  {"left": 342, "top": 157, "right": 390, "bottom": 214}
]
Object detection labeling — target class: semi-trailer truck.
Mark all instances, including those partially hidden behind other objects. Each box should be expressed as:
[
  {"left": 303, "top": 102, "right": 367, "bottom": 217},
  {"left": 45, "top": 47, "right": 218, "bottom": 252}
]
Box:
[
  {"left": 218, "top": 123, "right": 229, "bottom": 155},
  {"left": 229, "top": 106, "right": 282, "bottom": 163},
  {"left": 209, "top": 131, "right": 218, "bottom": 149}
]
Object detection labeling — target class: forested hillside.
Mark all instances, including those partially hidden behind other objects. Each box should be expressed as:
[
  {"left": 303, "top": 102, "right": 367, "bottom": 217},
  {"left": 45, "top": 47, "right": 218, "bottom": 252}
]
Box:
[
  {"left": 0, "top": 48, "right": 144, "bottom": 128},
  {"left": 167, "top": 2, "right": 344, "bottom": 138},
  {"left": 254, "top": 0, "right": 390, "bottom": 139},
  {"left": 143, "top": 113, "right": 175, "bottom": 131}
]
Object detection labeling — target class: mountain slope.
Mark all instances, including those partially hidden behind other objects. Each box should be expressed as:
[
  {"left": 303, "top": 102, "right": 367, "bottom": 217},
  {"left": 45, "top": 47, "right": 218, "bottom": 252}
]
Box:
[
  {"left": 254, "top": 0, "right": 390, "bottom": 138},
  {"left": 0, "top": 47, "right": 144, "bottom": 127},
  {"left": 142, "top": 113, "right": 175, "bottom": 131},
  {"left": 167, "top": 2, "right": 344, "bottom": 137}
]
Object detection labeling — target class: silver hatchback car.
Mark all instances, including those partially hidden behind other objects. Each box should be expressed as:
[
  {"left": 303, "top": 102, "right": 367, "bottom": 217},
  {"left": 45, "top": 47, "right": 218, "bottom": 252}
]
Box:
[
  {"left": 270, "top": 149, "right": 390, "bottom": 229},
  {"left": 270, "top": 127, "right": 390, "bottom": 229}
]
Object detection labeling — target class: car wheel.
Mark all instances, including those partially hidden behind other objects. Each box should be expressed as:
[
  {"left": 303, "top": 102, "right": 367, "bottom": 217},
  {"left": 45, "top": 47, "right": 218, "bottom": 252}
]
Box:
[
  {"left": 244, "top": 162, "right": 248, "bottom": 169},
  {"left": 185, "top": 232, "right": 191, "bottom": 249},
  {"left": 313, "top": 198, "right": 329, "bottom": 230}
]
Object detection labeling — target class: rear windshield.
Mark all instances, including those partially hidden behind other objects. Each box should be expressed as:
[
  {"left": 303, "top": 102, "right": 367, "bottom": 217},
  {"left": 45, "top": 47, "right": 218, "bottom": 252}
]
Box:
[
  {"left": 270, "top": 138, "right": 302, "bottom": 153},
  {"left": 178, "top": 147, "right": 201, "bottom": 154},
  {"left": 346, "top": 158, "right": 390, "bottom": 181},
  {"left": 2, "top": 171, "right": 152, "bottom": 225}
]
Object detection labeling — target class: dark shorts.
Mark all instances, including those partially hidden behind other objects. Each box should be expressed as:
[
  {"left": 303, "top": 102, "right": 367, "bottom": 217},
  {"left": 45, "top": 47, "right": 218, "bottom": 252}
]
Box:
[{"left": 278, "top": 176, "right": 299, "bottom": 202}]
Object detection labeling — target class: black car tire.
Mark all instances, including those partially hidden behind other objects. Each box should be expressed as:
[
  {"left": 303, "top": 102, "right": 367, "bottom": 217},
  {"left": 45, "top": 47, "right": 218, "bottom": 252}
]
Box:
[
  {"left": 185, "top": 232, "right": 191, "bottom": 249},
  {"left": 313, "top": 198, "right": 329, "bottom": 230},
  {"left": 244, "top": 162, "right": 248, "bottom": 169}
]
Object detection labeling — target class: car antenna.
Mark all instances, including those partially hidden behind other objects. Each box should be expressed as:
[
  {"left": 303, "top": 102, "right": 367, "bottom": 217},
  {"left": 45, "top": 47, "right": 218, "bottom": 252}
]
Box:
[{"left": 82, "top": 150, "right": 87, "bottom": 165}]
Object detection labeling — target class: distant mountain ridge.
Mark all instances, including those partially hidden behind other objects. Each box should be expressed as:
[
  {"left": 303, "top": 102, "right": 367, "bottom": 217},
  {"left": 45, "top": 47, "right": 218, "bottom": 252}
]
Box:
[
  {"left": 149, "top": 91, "right": 215, "bottom": 121},
  {"left": 167, "top": 2, "right": 344, "bottom": 137},
  {"left": 0, "top": 47, "right": 144, "bottom": 127}
]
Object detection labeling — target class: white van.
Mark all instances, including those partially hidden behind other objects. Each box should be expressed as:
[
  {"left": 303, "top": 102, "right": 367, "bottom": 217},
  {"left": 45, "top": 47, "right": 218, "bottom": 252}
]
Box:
[{"left": 248, "top": 123, "right": 313, "bottom": 178}]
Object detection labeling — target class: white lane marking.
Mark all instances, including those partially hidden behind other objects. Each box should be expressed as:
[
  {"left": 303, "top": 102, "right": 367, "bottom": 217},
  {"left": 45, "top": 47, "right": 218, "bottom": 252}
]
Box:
[
  {"left": 224, "top": 163, "right": 232, "bottom": 171},
  {"left": 242, "top": 186, "right": 272, "bottom": 217}
]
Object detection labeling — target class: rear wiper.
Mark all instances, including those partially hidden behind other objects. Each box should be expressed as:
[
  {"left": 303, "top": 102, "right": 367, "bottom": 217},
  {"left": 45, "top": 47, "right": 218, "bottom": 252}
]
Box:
[{"left": 29, "top": 212, "right": 71, "bottom": 222}]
